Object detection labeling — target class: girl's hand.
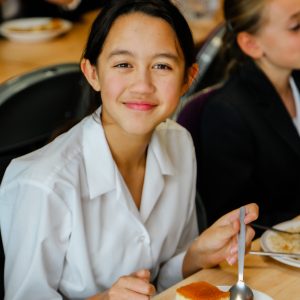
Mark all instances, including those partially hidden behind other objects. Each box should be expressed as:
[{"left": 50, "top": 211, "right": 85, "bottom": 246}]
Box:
[
  {"left": 87, "top": 269, "right": 156, "bottom": 300},
  {"left": 183, "top": 203, "right": 258, "bottom": 277}
]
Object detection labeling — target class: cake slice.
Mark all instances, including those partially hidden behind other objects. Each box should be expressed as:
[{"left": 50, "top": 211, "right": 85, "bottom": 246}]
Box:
[{"left": 176, "top": 281, "right": 230, "bottom": 300}]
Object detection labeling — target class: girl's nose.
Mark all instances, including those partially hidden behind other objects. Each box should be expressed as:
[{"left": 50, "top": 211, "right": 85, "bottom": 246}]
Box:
[{"left": 130, "top": 69, "right": 155, "bottom": 94}]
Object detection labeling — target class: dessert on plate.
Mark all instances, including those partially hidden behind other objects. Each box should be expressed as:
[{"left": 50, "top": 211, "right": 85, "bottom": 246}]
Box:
[{"left": 176, "top": 281, "right": 230, "bottom": 300}]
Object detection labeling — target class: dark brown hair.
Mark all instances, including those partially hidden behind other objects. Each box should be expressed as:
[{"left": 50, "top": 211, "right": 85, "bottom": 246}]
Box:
[{"left": 83, "top": 0, "right": 195, "bottom": 73}]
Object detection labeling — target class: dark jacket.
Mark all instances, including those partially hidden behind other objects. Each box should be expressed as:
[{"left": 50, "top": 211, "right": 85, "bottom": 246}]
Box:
[{"left": 179, "top": 60, "right": 300, "bottom": 231}]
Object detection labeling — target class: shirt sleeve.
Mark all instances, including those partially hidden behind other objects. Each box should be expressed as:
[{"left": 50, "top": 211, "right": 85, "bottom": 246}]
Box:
[
  {"left": 0, "top": 179, "right": 72, "bottom": 300},
  {"left": 156, "top": 141, "right": 198, "bottom": 292},
  {"left": 156, "top": 209, "right": 198, "bottom": 292}
]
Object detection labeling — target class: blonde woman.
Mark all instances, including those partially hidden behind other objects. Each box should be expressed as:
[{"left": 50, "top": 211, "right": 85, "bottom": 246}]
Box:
[{"left": 194, "top": 0, "right": 300, "bottom": 230}]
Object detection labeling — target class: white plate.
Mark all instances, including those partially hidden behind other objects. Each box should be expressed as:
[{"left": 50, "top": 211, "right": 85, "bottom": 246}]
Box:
[
  {"left": 218, "top": 286, "right": 273, "bottom": 300},
  {"left": 260, "top": 219, "right": 300, "bottom": 268},
  {"left": 0, "top": 17, "right": 72, "bottom": 42}
]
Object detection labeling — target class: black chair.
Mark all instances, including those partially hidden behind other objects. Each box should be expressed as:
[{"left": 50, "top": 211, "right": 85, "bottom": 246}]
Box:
[
  {"left": 171, "top": 23, "right": 226, "bottom": 120},
  {"left": 177, "top": 85, "right": 223, "bottom": 230},
  {"left": 185, "top": 22, "right": 226, "bottom": 98},
  {"left": 0, "top": 63, "right": 98, "bottom": 182},
  {"left": 195, "top": 191, "right": 207, "bottom": 233},
  {"left": 177, "top": 84, "right": 222, "bottom": 127}
]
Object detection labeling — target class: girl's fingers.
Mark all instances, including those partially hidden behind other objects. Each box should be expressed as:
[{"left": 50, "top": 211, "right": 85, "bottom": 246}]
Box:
[
  {"left": 108, "top": 285, "right": 154, "bottom": 300},
  {"left": 193, "top": 204, "right": 258, "bottom": 269},
  {"left": 226, "top": 224, "right": 256, "bottom": 265},
  {"left": 195, "top": 220, "right": 239, "bottom": 259},
  {"left": 132, "top": 269, "right": 151, "bottom": 281},
  {"left": 228, "top": 224, "right": 255, "bottom": 252},
  {"left": 244, "top": 203, "right": 259, "bottom": 224},
  {"left": 245, "top": 225, "right": 256, "bottom": 251},
  {"left": 212, "top": 203, "right": 259, "bottom": 227},
  {"left": 117, "top": 272, "right": 155, "bottom": 296}
]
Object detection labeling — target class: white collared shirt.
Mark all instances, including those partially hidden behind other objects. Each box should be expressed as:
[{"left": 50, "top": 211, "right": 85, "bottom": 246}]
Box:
[{"left": 0, "top": 108, "right": 197, "bottom": 300}]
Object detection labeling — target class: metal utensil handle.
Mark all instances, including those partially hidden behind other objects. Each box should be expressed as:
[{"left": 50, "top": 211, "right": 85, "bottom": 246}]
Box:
[
  {"left": 238, "top": 206, "right": 246, "bottom": 282},
  {"left": 249, "top": 251, "right": 300, "bottom": 259},
  {"left": 252, "top": 223, "right": 300, "bottom": 235}
]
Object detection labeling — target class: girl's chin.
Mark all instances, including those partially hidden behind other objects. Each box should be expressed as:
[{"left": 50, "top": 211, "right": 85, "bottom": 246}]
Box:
[
  {"left": 124, "top": 128, "right": 155, "bottom": 137},
  {"left": 121, "top": 123, "right": 157, "bottom": 137}
]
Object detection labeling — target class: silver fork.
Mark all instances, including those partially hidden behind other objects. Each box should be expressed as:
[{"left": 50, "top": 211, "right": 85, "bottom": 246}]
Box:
[{"left": 252, "top": 223, "right": 300, "bottom": 235}]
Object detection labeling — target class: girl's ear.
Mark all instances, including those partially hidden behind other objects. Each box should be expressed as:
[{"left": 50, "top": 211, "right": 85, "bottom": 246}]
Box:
[
  {"left": 80, "top": 59, "right": 101, "bottom": 92},
  {"left": 236, "top": 31, "right": 264, "bottom": 59},
  {"left": 181, "top": 63, "right": 199, "bottom": 96}
]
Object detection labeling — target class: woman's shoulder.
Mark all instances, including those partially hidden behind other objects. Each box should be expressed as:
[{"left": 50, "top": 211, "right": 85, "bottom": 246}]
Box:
[
  {"left": 209, "top": 74, "right": 250, "bottom": 102},
  {"left": 202, "top": 65, "right": 268, "bottom": 116}
]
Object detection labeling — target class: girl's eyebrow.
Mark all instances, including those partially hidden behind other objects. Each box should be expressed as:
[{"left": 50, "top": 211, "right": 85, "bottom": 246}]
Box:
[
  {"left": 108, "top": 49, "right": 133, "bottom": 58},
  {"left": 153, "top": 53, "right": 180, "bottom": 62},
  {"left": 289, "top": 11, "right": 300, "bottom": 20},
  {"left": 108, "top": 49, "right": 180, "bottom": 62}
]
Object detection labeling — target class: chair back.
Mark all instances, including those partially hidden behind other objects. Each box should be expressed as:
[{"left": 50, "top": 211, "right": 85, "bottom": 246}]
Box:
[
  {"left": 185, "top": 22, "right": 226, "bottom": 99},
  {"left": 177, "top": 84, "right": 222, "bottom": 230},
  {"left": 0, "top": 63, "right": 95, "bottom": 182},
  {"left": 177, "top": 83, "right": 222, "bottom": 126},
  {"left": 195, "top": 190, "right": 207, "bottom": 233}
]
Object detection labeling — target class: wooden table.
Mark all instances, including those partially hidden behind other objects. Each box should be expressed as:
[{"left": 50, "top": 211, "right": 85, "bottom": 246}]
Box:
[
  {"left": 0, "top": 4, "right": 223, "bottom": 83},
  {"left": 153, "top": 222, "right": 300, "bottom": 300},
  {"left": 0, "top": 10, "right": 97, "bottom": 83}
]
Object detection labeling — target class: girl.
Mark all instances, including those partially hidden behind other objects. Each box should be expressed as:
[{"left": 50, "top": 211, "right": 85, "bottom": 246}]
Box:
[
  {"left": 193, "top": 0, "right": 300, "bottom": 228},
  {"left": 0, "top": 0, "right": 258, "bottom": 299}
]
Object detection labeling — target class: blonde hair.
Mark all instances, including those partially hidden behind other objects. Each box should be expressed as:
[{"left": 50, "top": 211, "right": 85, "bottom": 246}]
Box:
[{"left": 222, "top": 0, "right": 267, "bottom": 74}]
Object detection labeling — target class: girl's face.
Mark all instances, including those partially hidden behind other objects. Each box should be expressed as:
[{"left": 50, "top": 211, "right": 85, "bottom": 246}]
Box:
[
  {"left": 83, "top": 12, "right": 195, "bottom": 137},
  {"left": 255, "top": 0, "right": 300, "bottom": 73}
]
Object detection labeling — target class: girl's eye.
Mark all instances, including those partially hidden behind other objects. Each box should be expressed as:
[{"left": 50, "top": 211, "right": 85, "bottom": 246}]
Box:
[
  {"left": 114, "top": 63, "right": 132, "bottom": 68},
  {"left": 153, "top": 64, "right": 172, "bottom": 70},
  {"left": 290, "top": 23, "right": 300, "bottom": 32}
]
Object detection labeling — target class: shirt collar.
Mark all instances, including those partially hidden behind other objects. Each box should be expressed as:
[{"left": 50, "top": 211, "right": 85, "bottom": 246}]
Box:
[
  {"left": 83, "top": 107, "right": 116, "bottom": 199},
  {"left": 148, "top": 120, "right": 175, "bottom": 176},
  {"left": 83, "top": 108, "right": 175, "bottom": 200}
]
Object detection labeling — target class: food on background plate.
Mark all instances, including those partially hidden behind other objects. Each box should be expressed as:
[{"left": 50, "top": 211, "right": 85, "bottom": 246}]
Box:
[
  {"left": 268, "top": 225, "right": 300, "bottom": 259},
  {"left": 0, "top": 17, "right": 73, "bottom": 42},
  {"left": 176, "top": 281, "right": 230, "bottom": 300},
  {"left": 7, "top": 18, "right": 63, "bottom": 32}
]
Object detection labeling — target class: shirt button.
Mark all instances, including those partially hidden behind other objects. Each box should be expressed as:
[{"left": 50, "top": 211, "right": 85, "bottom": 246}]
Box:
[{"left": 138, "top": 236, "right": 145, "bottom": 242}]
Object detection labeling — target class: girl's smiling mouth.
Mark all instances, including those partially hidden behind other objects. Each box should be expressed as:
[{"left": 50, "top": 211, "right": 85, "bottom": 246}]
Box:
[{"left": 124, "top": 102, "right": 157, "bottom": 111}]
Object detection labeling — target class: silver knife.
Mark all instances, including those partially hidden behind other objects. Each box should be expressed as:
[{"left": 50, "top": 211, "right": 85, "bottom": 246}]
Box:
[{"left": 249, "top": 250, "right": 300, "bottom": 259}]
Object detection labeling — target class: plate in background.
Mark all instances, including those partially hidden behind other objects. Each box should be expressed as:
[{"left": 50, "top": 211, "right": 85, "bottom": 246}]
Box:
[
  {"left": 260, "top": 219, "right": 300, "bottom": 268},
  {"left": 0, "top": 17, "right": 72, "bottom": 42}
]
